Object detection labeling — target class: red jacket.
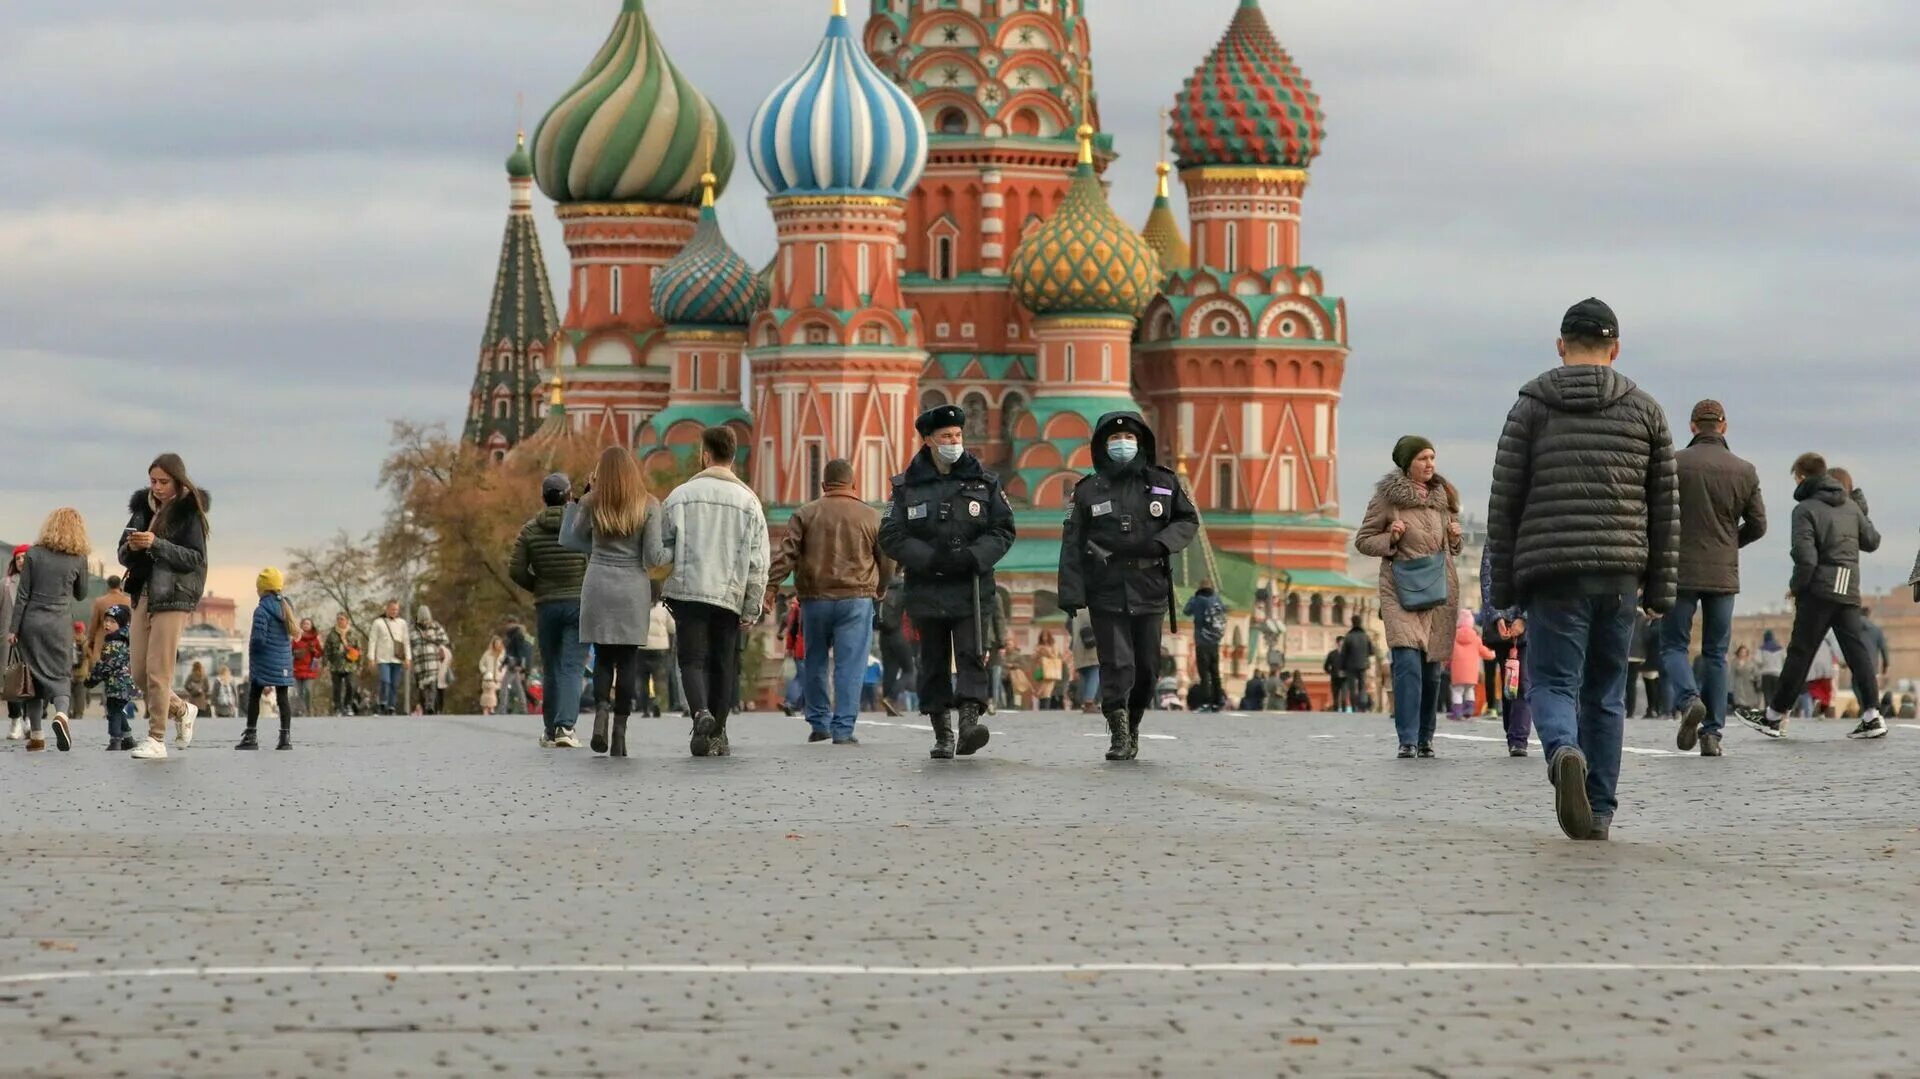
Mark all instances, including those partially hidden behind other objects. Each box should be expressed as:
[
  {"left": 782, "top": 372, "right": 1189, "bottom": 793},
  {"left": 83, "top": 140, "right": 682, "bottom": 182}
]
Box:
[
  {"left": 292, "top": 631, "right": 324, "bottom": 681},
  {"left": 783, "top": 602, "right": 805, "bottom": 661}
]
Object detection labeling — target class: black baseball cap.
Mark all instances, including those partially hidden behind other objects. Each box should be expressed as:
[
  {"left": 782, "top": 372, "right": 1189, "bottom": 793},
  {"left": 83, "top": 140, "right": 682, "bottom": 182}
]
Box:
[{"left": 1560, "top": 297, "right": 1619, "bottom": 340}]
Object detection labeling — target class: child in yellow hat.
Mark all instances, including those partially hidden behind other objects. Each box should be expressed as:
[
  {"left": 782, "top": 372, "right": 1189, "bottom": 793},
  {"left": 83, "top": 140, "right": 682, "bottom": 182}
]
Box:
[{"left": 242, "top": 567, "right": 300, "bottom": 750}]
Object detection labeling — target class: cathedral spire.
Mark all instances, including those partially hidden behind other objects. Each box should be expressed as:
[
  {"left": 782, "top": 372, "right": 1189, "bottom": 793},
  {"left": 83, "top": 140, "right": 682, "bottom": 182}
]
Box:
[{"left": 465, "top": 127, "right": 561, "bottom": 453}]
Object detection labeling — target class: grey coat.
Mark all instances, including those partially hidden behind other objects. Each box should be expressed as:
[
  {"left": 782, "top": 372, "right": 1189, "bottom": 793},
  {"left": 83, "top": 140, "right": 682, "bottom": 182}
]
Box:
[
  {"left": 7, "top": 546, "right": 88, "bottom": 700},
  {"left": 561, "top": 498, "right": 662, "bottom": 646}
]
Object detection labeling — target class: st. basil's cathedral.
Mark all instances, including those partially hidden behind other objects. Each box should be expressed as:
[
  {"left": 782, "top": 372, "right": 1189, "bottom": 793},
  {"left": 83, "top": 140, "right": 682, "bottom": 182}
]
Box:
[{"left": 465, "top": 0, "right": 1369, "bottom": 632}]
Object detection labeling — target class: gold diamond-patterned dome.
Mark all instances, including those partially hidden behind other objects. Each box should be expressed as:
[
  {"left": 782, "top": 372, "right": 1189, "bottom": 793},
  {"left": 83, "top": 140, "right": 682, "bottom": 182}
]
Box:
[{"left": 1009, "top": 126, "right": 1161, "bottom": 320}]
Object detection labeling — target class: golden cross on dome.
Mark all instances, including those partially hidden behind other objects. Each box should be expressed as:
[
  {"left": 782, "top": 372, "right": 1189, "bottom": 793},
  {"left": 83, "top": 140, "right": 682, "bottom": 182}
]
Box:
[
  {"left": 1156, "top": 107, "right": 1171, "bottom": 198},
  {"left": 1076, "top": 62, "right": 1094, "bottom": 165},
  {"left": 700, "top": 128, "right": 716, "bottom": 208}
]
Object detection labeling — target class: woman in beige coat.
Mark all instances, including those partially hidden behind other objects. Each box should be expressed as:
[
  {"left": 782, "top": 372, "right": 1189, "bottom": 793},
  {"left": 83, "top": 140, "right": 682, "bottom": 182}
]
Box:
[{"left": 1354, "top": 436, "right": 1463, "bottom": 758}]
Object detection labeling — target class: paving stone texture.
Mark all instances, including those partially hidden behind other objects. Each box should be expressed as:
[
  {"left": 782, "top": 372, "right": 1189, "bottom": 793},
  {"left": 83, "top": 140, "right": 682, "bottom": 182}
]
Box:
[{"left": 3, "top": 708, "right": 1918, "bottom": 1077}]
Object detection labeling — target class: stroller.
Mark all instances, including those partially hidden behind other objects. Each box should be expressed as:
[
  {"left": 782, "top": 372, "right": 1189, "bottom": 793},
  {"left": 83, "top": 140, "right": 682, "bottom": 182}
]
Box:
[{"left": 1155, "top": 674, "right": 1184, "bottom": 711}]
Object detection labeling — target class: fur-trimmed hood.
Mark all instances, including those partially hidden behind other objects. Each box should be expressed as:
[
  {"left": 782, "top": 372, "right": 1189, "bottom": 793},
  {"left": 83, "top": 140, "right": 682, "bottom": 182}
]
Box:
[
  {"left": 129, "top": 486, "right": 212, "bottom": 522},
  {"left": 1373, "top": 471, "right": 1459, "bottom": 514}
]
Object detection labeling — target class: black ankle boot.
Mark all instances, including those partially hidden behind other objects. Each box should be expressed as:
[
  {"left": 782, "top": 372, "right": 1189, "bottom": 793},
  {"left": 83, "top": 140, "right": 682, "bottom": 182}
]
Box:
[
  {"left": 1103, "top": 708, "right": 1128, "bottom": 761},
  {"left": 956, "top": 703, "right": 990, "bottom": 756},
  {"left": 276, "top": 728, "right": 292, "bottom": 751},
  {"left": 591, "top": 704, "right": 611, "bottom": 754},
  {"left": 611, "top": 714, "right": 628, "bottom": 758},
  {"left": 236, "top": 728, "right": 259, "bottom": 751},
  {"left": 929, "top": 712, "right": 955, "bottom": 760},
  {"left": 1123, "top": 716, "right": 1142, "bottom": 761}
]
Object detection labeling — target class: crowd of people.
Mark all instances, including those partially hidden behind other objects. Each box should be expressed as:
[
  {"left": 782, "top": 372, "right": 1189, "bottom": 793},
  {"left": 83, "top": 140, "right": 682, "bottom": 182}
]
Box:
[{"left": 6, "top": 300, "right": 1917, "bottom": 844}]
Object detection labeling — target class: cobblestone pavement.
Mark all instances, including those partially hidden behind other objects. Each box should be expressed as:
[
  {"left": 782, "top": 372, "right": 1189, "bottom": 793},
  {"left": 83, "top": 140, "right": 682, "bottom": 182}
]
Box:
[{"left": 3, "top": 708, "right": 1919, "bottom": 1077}]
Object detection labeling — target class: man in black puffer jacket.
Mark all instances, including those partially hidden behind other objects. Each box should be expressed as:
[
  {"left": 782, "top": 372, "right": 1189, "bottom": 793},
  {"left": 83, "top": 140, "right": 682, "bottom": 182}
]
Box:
[
  {"left": 1739, "top": 454, "right": 1885, "bottom": 740},
  {"left": 1487, "top": 298, "right": 1678, "bottom": 842}
]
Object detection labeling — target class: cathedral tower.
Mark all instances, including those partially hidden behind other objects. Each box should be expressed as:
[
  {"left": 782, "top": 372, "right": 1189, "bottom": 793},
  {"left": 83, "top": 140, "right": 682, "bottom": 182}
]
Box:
[
  {"left": 1136, "top": 0, "right": 1351, "bottom": 575},
  {"left": 863, "top": 0, "right": 1102, "bottom": 469},
  {"left": 465, "top": 132, "right": 560, "bottom": 458},
  {"left": 531, "top": 0, "right": 734, "bottom": 445},
  {"left": 745, "top": 0, "right": 931, "bottom": 507}
]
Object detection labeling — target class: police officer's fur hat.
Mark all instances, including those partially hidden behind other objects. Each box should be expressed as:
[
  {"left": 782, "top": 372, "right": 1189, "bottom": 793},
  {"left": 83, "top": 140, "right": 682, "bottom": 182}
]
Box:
[{"left": 916, "top": 404, "right": 966, "bottom": 437}]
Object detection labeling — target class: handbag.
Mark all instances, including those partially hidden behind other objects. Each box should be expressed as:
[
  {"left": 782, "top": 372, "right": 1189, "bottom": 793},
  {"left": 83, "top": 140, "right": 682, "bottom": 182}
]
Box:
[
  {"left": 1393, "top": 553, "right": 1450, "bottom": 612},
  {"left": 3, "top": 645, "right": 34, "bottom": 702}
]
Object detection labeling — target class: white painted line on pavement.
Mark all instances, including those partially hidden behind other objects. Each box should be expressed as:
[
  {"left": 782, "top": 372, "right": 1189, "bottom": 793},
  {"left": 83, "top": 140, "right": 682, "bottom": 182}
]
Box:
[
  {"left": 1080, "top": 733, "right": 1178, "bottom": 741},
  {"left": 863, "top": 720, "right": 934, "bottom": 732},
  {"left": 1435, "top": 732, "right": 1678, "bottom": 757},
  {"left": 6, "top": 961, "right": 1920, "bottom": 987},
  {"left": 1899, "top": 724, "right": 1920, "bottom": 732}
]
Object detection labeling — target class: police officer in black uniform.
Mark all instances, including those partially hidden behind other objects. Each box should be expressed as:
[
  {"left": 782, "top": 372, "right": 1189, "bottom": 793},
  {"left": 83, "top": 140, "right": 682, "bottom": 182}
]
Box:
[
  {"left": 1058, "top": 412, "right": 1199, "bottom": 760},
  {"left": 878, "top": 405, "right": 1017, "bottom": 759}
]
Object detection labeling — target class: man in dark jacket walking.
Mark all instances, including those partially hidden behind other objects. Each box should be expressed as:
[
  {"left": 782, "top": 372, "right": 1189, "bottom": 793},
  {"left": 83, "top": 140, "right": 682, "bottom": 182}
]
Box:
[
  {"left": 1662, "top": 400, "right": 1766, "bottom": 757},
  {"left": 1336, "top": 616, "right": 1376, "bottom": 713},
  {"left": 509, "top": 472, "right": 590, "bottom": 747},
  {"left": 1487, "top": 299, "right": 1679, "bottom": 841},
  {"left": 1182, "top": 581, "right": 1228, "bottom": 712},
  {"left": 1739, "top": 454, "right": 1887, "bottom": 740},
  {"left": 1058, "top": 412, "right": 1199, "bottom": 759},
  {"left": 879, "top": 405, "right": 1017, "bottom": 760}
]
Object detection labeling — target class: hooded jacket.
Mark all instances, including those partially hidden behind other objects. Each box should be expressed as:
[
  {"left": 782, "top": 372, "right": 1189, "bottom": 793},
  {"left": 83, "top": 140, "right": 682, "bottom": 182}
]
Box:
[
  {"left": 878, "top": 447, "right": 1017, "bottom": 621},
  {"left": 249, "top": 595, "right": 295, "bottom": 687},
  {"left": 1787, "top": 472, "right": 1880, "bottom": 604},
  {"left": 1057, "top": 412, "right": 1200, "bottom": 618},
  {"left": 118, "top": 487, "right": 212, "bottom": 615},
  {"left": 1486, "top": 366, "right": 1679, "bottom": 611},
  {"left": 1674, "top": 433, "right": 1766, "bottom": 594},
  {"left": 1183, "top": 588, "right": 1228, "bottom": 646}
]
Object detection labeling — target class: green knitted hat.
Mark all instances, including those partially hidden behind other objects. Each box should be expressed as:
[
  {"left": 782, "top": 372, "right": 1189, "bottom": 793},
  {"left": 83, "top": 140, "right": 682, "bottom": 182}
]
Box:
[{"left": 1392, "top": 435, "right": 1434, "bottom": 473}]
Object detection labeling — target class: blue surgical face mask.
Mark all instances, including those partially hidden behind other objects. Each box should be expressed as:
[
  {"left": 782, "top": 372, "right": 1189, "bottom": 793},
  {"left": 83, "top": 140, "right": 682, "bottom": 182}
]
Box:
[
  {"left": 1107, "top": 437, "right": 1139, "bottom": 465},
  {"left": 935, "top": 442, "right": 964, "bottom": 465}
]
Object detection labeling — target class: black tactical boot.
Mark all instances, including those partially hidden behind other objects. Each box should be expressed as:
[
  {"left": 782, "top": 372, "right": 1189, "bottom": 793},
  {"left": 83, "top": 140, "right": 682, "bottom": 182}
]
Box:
[
  {"left": 956, "top": 703, "right": 990, "bottom": 756},
  {"left": 1123, "top": 715, "right": 1143, "bottom": 761},
  {"left": 610, "top": 714, "right": 628, "bottom": 758},
  {"left": 929, "top": 712, "right": 956, "bottom": 760},
  {"left": 235, "top": 728, "right": 259, "bottom": 751},
  {"left": 1103, "top": 708, "right": 1128, "bottom": 761},
  {"left": 591, "top": 704, "right": 611, "bottom": 754}
]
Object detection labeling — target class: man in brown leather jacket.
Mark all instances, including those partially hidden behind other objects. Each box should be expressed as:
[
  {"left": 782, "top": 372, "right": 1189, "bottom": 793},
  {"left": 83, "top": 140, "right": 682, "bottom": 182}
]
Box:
[
  {"left": 767, "top": 458, "right": 894, "bottom": 745},
  {"left": 1663, "top": 400, "right": 1766, "bottom": 758}
]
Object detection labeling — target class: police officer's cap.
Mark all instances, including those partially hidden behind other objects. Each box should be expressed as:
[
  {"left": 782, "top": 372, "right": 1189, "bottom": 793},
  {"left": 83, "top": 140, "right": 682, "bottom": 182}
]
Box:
[{"left": 916, "top": 404, "right": 966, "bottom": 437}]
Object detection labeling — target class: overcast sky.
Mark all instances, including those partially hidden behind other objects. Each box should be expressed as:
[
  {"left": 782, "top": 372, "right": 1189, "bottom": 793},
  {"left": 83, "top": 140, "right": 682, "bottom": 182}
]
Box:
[{"left": 4, "top": 0, "right": 1916, "bottom": 615}]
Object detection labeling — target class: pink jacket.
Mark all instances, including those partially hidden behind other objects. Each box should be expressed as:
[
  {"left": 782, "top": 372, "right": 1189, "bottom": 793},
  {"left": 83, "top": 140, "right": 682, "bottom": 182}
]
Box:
[{"left": 1450, "top": 610, "right": 1493, "bottom": 685}]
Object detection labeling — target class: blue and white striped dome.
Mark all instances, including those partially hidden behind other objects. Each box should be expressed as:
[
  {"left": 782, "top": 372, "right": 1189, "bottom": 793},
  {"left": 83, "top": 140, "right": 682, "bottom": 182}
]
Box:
[{"left": 748, "top": 6, "right": 928, "bottom": 200}]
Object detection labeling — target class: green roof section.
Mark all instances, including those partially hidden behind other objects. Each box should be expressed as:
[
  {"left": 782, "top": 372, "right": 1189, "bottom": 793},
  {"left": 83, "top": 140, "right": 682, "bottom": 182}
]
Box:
[
  {"left": 643, "top": 403, "right": 751, "bottom": 433},
  {"left": 930, "top": 353, "right": 1030, "bottom": 380}
]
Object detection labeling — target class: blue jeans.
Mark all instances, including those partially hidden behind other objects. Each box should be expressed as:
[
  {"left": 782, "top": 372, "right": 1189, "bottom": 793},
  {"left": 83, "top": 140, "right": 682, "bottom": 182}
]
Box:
[
  {"left": 1661, "top": 591, "right": 1734, "bottom": 735},
  {"left": 1389, "top": 647, "right": 1444, "bottom": 747},
  {"left": 1526, "top": 590, "right": 1636, "bottom": 819},
  {"left": 535, "top": 600, "right": 586, "bottom": 736},
  {"left": 1076, "top": 665, "right": 1100, "bottom": 707},
  {"left": 802, "top": 598, "right": 874, "bottom": 740},
  {"left": 378, "top": 663, "right": 404, "bottom": 713}
]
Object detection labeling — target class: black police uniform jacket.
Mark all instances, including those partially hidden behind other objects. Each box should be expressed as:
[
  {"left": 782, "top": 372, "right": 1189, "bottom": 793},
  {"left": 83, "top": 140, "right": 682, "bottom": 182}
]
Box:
[
  {"left": 1057, "top": 412, "right": 1200, "bottom": 617},
  {"left": 878, "top": 447, "right": 1017, "bottom": 621}
]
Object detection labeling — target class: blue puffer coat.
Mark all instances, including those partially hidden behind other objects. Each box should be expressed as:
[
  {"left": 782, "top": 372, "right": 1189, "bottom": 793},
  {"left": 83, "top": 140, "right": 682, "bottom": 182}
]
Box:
[{"left": 249, "top": 594, "right": 295, "bottom": 687}]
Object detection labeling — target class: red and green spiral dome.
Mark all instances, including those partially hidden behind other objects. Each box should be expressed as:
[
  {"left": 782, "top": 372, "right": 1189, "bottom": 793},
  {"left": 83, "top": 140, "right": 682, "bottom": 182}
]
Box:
[{"left": 1170, "top": 0, "right": 1325, "bottom": 171}]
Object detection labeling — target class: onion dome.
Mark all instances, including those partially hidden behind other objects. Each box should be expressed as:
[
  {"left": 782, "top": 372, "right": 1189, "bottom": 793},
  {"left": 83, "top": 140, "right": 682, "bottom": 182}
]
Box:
[
  {"left": 1170, "top": 0, "right": 1326, "bottom": 170},
  {"left": 1009, "top": 127, "right": 1162, "bottom": 319},
  {"left": 1140, "top": 162, "right": 1190, "bottom": 272},
  {"left": 506, "top": 131, "right": 534, "bottom": 180},
  {"left": 748, "top": 1, "right": 928, "bottom": 200},
  {"left": 650, "top": 175, "right": 762, "bottom": 328},
  {"left": 532, "top": 0, "right": 735, "bottom": 205}
]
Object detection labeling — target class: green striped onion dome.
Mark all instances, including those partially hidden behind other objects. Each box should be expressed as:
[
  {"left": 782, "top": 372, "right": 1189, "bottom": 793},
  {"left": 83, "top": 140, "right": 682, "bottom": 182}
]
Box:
[
  {"left": 1171, "top": 0, "right": 1325, "bottom": 170},
  {"left": 1009, "top": 129, "right": 1162, "bottom": 319},
  {"left": 506, "top": 132, "right": 534, "bottom": 179},
  {"left": 532, "top": 0, "right": 735, "bottom": 204},
  {"left": 650, "top": 180, "right": 761, "bottom": 327}
]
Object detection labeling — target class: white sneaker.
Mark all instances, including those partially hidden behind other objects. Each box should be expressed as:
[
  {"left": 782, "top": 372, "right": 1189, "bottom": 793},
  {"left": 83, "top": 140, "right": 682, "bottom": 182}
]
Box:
[
  {"left": 553, "top": 731, "right": 581, "bottom": 749},
  {"left": 174, "top": 702, "right": 197, "bottom": 748},
  {"left": 130, "top": 737, "right": 169, "bottom": 760},
  {"left": 6, "top": 718, "right": 23, "bottom": 741}
]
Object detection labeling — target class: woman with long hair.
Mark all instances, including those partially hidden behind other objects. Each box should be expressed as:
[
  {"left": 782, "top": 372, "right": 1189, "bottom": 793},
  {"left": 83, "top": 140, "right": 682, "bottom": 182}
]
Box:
[
  {"left": 6, "top": 509, "right": 91, "bottom": 751},
  {"left": 1354, "top": 436, "right": 1463, "bottom": 759},
  {"left": 119, "top": 453, "right": 212, "bottom": 759},
  {"left": 560, "top": 446, "right": 663, "bottom": 757}
]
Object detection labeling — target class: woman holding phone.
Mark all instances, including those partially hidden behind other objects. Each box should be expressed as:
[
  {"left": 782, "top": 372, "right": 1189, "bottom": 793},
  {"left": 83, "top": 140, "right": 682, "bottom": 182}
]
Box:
[{"left": 117, "top": 453, "right": 211, "bottom": 760}]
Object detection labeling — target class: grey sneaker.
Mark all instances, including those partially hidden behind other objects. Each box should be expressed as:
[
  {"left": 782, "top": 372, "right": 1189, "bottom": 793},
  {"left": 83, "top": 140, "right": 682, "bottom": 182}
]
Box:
[
  {"left": 1586, "top": 815, "right": 1612, "bottom": 841},
  {"left": 1699, "top": 733, "right": 1723, "bottom": 757},
  {"left": 1676, "top": 698, "right": 1705, "bottom": 751},
  {"left": 1550, "top": 746, "right": 1593, "bottom": 841}
]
